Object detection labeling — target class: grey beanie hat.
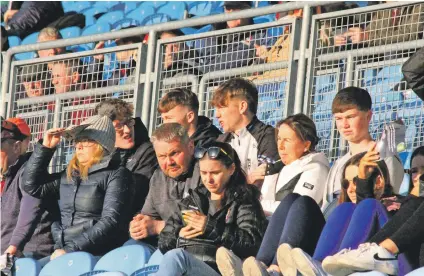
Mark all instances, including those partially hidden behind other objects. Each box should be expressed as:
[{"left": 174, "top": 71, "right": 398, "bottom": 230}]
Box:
[{"left": 63, "top": 115, "right": 116, "bottom": 154}]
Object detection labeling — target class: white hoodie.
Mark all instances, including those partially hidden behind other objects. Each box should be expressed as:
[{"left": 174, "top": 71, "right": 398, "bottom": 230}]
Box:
[{"left": 260, "top": 152, "right": 330, "bottom": 215}]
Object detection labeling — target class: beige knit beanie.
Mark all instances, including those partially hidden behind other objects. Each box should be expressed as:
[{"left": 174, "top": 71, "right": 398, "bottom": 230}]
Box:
[{"left": 63, "top": 115, "right": 116, "bottom": 154}]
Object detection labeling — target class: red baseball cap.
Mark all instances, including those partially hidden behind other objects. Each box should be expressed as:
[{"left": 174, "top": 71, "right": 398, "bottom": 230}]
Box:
[{"left": 1, "top": 117, "right": 31, "bottom": 140}]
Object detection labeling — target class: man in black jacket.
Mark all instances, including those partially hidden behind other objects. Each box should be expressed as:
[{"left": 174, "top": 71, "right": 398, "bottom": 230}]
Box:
[
  {"left": 2, "top": 1, "right": 64, "bottom": 38},
  {"left": 211, "top": 78, "right": 281, "bottom": 186},
  {"left": 158, "top": 88, "right": 221, "bottom": 147},
  {"left": 94, "top": 99, "right": 158, "bottom": 216},
  {"left": 402, "top": 47, "right": 424, "bottom": 101},
  {"left": 128, "top": 123, "right": 202, "bottom": 246},
  {"left": 1, "top": 117, "right": 58, "bottom": 259}
]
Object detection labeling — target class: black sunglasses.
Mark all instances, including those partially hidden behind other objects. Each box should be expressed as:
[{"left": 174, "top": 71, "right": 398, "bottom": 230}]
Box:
[{"left": 194, "top": 146, "right": 233, "bottom": 163}]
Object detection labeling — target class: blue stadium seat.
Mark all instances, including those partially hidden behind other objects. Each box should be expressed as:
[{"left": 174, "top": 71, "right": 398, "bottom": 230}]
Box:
[
  {"left": 157, "top": 2, "right": 187, "bottom": 20},
  {"left": 90, "top": 245, "right": 152, "bottom": 275},
  {"left": 142, "top": 14, "right": 172, "bottom": 26},
  {"left": 13, "top": 258, "right": 41, "bottom": 276},
  {"left": 74, "top": 1, "right": 93, "bottom": 12},
  {"left": 110, "top": 2, "right": 137, "bottom": 13},
  {"left": 130, "top": 265, "right": 159, "bottom": 276},
  {"left": 256, "top": 1, "right": 270, "bottom": 7},
  {"left": 126, "top": 6, "right": 155, "bottom": 23},
  {"left": 93, "top": 1, "right": 121, "bottom": 10},
  {"left": 70, "top": 23, "right": 111, "bottom": 52},
  {"left": 188, "top": 1, "right": 213, "bottom": 16},
  {"left": 253, "top": 14, "right": 276, "bottom": 24},
  {"left": 39, "top": 252, "right": 98, "bottom": 276},
  {"left": 62, "top": 1, "right": 76, "bottom": 13},
  {"left": 111, "top": 18, "right": 140, "bottom": 31},
  {"left": 14, "top": 32, "right": 39, "bottom": 60},
  {"left": 96, "top": 11, "right": 125, "bottom": 25},
  {"left": 60, "top": 26, "right": 81, "bottom": 39},
  {"left": 80, "top": 272, "right": 126, "bottom": 276},
  {"left": 85, "top": 15, "right": 97, "bottom": 26},
  {"left": 149, "top": 1, "right": 169, "bottom": 10},
  {"left": 7, "top": 36, "right": 21, "bottom": 48},
  {"left": 81, "top": 6, "right": 109, "bottom": 19}
]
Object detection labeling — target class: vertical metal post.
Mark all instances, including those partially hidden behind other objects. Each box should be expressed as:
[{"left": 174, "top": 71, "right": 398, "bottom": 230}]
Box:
[
  {"left": 344, "top": 53, "right": 354, "bottom": 87},
  {"left": 132, "top": 43, "right": 145, "bottom": 119},
  {"left": 294, "top": 4, "right": 311, "bottom": 114},
  {"left": 1, "top": 53, "right": 12, "bottom": 118},
  {"left": 141, "top": 30, "right": 157, "bottom": 130}
]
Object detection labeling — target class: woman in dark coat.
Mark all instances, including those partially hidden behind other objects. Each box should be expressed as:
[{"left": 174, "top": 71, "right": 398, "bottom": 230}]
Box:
[
  {"left": 156, "top": 141, "right": 268, "bottom": 276},
  {"left": 22, "top": 115, "right": 133, "bottom": 261}
]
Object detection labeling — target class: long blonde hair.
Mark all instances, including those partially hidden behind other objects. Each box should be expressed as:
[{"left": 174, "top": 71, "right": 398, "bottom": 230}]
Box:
[{"left": 66, "top": 143, "right": 104, "bottom": 181}]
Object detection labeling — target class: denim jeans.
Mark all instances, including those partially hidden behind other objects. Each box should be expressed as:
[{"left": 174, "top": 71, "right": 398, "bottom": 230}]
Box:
[{"left": 155, "top": 248, "right": 220, "bottom": 276}]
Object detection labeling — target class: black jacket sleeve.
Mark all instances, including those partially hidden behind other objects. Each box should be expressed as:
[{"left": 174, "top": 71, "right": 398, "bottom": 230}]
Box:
[
  {"left": 158, "top": 209, "right": 184, "bottom": 254},
  {"left": 21, "top": 142, "right": 61, "bottom": 200},
  {"left": 219, "top": 201, "right": 267, "bottom": 259},
  {"left": 6, "top": 1, "right": 64, "bottom": 38},
  {"left": 63, "top": 167, "right": 132, "bottom": 252},
  {"left": 355, "top": 176, "right": 375, "bottom": 203},
  {"left": 402, "top": 47, "right": 424, "bottom": 101}
]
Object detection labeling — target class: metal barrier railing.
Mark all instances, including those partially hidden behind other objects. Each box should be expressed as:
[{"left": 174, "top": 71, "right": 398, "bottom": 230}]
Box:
[
  {"left": 304, "top": 1, "right": 424, "bottom": 161},
  {"left": 8, "top": 44, "right": 145, "bottom": 171},
  {"left": 151, "top": 18, "right": 299, "bottom": 132}
]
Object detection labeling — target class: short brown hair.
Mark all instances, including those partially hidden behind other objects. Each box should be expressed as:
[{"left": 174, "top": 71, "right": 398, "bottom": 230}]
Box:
[
  {"left": 276, "top": 113, "right": 319, "bottom": 152},
  {"left": 95, "top": 99, "right": 134, "bottom": 121},
  {"left": 332, "top": 86, "right": 372, "bottom": 114},
  {"left": 211, "top": 78, "right": 258, "bottom": 114},
  {"left": 157, "top": 88, "right": 199, "bottom": 114},
  {"left": 151, "top": 122, "right": 189, "bottom": 145}
]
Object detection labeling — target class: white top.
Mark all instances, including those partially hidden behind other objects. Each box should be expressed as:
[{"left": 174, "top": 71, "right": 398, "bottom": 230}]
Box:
[{"left": 261, "top": 152, "right": 330, "bottom": 215}]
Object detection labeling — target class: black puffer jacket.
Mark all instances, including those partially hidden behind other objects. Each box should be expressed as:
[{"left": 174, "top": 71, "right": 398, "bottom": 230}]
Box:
[
  {"left": 158, "top": 184, "right": 267, "bottom": 260},
  {"left": 117, "top": 117, "right": 158, "bottom": 215},
  {"left": 403, "top": 46, "right": 424, "bottom": 101},
  {"left": 22, "top": 142, "right": 133, "bottom": 256}
]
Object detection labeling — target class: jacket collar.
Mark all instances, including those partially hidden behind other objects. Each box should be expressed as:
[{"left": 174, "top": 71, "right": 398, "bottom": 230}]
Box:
[
  {"left": 4, "top": 152, "right": 30, "bottom": 178},
  {"left": 87, "top": 150, "right": 119, "bottom": 174},
  {"left": 173, "top": 158, "right": 196, "bottom": 182}
]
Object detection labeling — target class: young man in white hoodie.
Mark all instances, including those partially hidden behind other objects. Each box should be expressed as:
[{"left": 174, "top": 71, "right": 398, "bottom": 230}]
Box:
[{"left": 321, "top": 86, "right": 404, "bottom": 210}]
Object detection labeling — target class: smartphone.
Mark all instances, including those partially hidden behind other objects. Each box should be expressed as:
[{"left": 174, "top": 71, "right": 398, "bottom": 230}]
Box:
[
  {"left": 265, "top": 160, "right": 284, "bottom": 176},
  {"left": 375, "top": 132, "right": 387, "bottom": 160},
  {"left": 181, "top": 205, "right": 199, "bottom": 225}
]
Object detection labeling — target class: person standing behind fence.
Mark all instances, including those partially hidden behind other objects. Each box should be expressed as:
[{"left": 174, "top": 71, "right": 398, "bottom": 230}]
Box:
[
  {"left": 94, "top": 99, "right": 158, "bottom": 216},
  {"left": 402, "top": 46, "right": 424, "bottom": 102},
  {"left": 321, "top": 87, "right": 404, "bottom": 211},
  {"left": 21, "top": 115, "right": 133, "bottom": 263},
  {"left": 211, "top": 78, "right": 281, "bottom": 187},
  {"left": 158, "top": 88, "right": 221, "bottom": 147},
  {"left": 1, "top": 118, "right": 59, "bottom": 260}
]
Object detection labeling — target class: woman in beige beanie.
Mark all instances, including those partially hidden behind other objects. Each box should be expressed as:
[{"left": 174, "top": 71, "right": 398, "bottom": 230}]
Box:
[{"left": 21, "top": 115, "right": 133, "bottom": 263}]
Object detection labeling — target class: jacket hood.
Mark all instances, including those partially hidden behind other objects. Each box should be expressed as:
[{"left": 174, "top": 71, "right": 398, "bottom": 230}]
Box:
[
  {"left": 133, "top": 117, "right": 150, "bottom": 147},
  {"left": 297, "top": 152, "right": 330, "bottom": 168},
  {"left": 190, "top": 116, "right": 221, "bottom": 146}
]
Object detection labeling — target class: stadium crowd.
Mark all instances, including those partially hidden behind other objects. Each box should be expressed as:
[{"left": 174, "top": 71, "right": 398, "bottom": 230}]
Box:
[{"left": 2, "top": 1, "right": 424, "bottom": 276}]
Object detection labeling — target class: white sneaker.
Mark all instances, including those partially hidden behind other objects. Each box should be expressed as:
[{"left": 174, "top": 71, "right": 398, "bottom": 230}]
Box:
[
  {"left": 291, "top": 248, "right": 327, "bottom": 276},
  {"left": 242, "top": 256, "right": 270, "bottom": 276},
  {"left": 216, "top": 247, "right": 244, "bottom": 276},
  {"left": 322, "top": 248, "right": 357, "bottom": 276},
  {"left": 276, "top": 243, "right": 297, "bottom": 276},
  {"left": 324, "top": 243, "right": 398, "bottom": 276}
]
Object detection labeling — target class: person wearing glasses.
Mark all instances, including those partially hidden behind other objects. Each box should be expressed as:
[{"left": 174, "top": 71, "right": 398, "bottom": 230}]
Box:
[
  {"left": 21, "top": 115, "right": 132, "bottom": 264},
  {"left": 156, "top": 141, "right": 267, "bottom": 276},
  {"left": 275, "top": 148, "right": 398, "bottom": 276},
  {"left": 1, "top": 117, "right": 58, "bottom": 260},
  {"left": 94, "top": 99, "right": 158, "bottom": 217}
]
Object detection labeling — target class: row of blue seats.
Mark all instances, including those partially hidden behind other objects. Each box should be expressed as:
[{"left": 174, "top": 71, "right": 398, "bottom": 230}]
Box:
[{"left": 12, "top": 244, "right": 161, "bottom": 276}]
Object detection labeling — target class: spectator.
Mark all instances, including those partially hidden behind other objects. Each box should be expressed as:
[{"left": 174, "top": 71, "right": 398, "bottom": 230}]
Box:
[
  {"left": 21, "top": 115, "right": 132, "bottom": 262},
  {"left": 156, "top": 141, "right": 267, "bottom": 275},
  {"left": 322, "top": 86, "right": 404, "bottom": 210},
  {"left": 216, "top": 113, "right": 329, "bottom": 276},
  {"left": 127, "top": 123, "right": 202, "bottom": 260},
  {"left": 94, "top": 99, "right": 158, "bottom": 216},
  {"left": 159, "top": 29, "right": 201, "bottom": 78},
  {"left": 19, "top": 63, "right": 53, "bottom": 100},
  {"left": 276, "top": 148, "right": 396, "bottom": 276},
  {"left": 2, "top": 1, "right": 64, "bottom": 39},
  {"left": 333, "top": 3, "right": 424, "bottom": 47},
  {"left": 402, "top": 46, "right": 424, "bottom": 101},
  {"left": 321, "top": 146, "right": 424, "bottom": 275},
  {"left": 158, "top": 88, "right": 221, "bottom": 147},
  {"left": 1, "top": 118, "right": 59, "bottom": 259},
  {"left": 36, "top": 27, "right": 66, "bottom": 59},
  {"left": 201, "top": 1, "right": 269, "bottom": 73},
  {"left": 211, "top": 78, "right": 280, "bottom": 186}
]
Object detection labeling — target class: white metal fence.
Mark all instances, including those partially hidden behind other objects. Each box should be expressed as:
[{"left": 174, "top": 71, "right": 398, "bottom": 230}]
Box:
[{"left": 1, "top": 1, "right": 424, "bottom": 169}]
